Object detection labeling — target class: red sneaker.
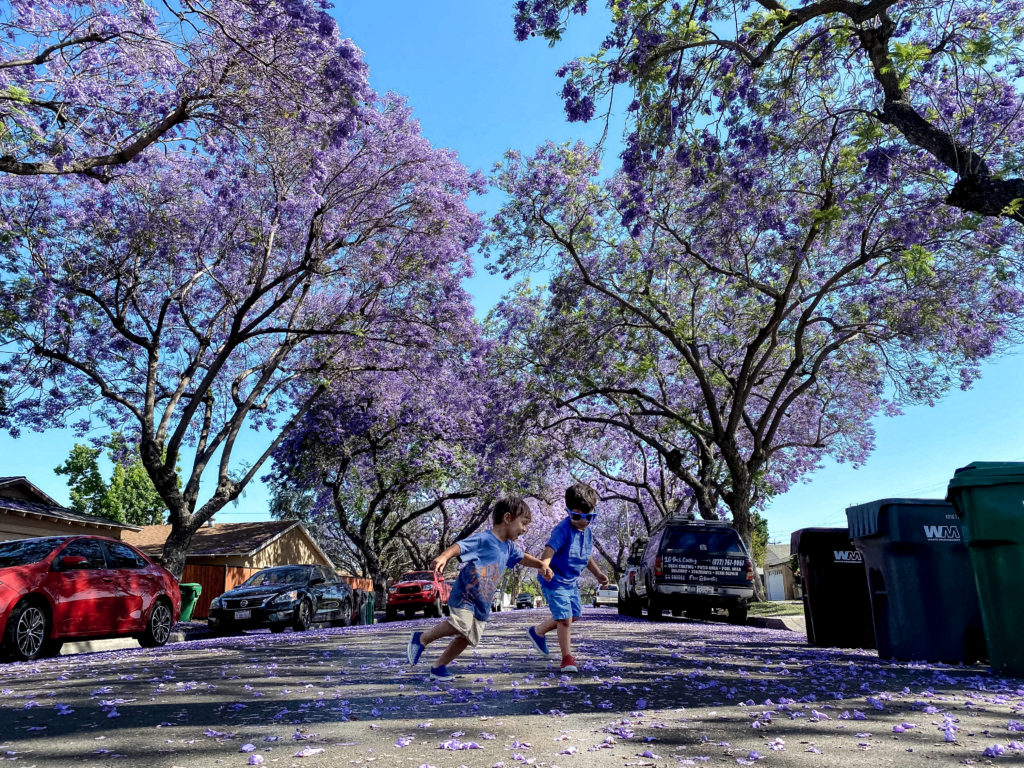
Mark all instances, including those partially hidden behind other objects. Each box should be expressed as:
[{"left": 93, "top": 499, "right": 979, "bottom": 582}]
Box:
[{"left": 560, "top": 654, "right": 579, "bottom": 673}]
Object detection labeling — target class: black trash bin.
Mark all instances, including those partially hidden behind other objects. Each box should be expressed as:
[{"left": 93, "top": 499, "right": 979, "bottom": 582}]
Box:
[
  {"left": 790, "top": 528, "right": 875, "bottom": 649},
  {"left": 846, "top": 498, "right": 985, "bottom": 663}
]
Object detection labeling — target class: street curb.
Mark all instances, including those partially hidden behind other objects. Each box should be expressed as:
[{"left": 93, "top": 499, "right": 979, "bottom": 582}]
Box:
[
  {"left": 747, "top": 615, "right": 806, "bottom": 633},
  {"left": 60, "top": 626, "right": 208, "bottom": 656}
]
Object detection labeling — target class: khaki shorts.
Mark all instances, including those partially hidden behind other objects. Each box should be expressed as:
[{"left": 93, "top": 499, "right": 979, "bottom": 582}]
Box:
[{"left": 446, "top": 605, "right": 486, "bottom": 647}]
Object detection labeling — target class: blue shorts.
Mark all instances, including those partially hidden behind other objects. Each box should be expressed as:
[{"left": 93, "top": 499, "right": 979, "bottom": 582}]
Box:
[{"left": 540, "top": 583, "right": 581, "bottom": 621}]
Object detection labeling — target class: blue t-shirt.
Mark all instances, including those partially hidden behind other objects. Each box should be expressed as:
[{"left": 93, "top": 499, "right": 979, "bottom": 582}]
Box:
[
  {"left": 539, "top": 517, "right": 593, "bottom": 589},
  {"left": 448, "top": 530, "right": 525, "bottom": 620}
]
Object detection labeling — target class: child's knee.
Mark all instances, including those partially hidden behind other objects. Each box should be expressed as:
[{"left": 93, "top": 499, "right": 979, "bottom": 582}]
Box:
[{"left": 556, "top": 618, "right": 572, "bottom": 628}]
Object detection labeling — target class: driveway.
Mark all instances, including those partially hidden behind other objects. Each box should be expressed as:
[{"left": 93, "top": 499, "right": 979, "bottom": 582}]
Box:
[{"left": 1, "top": 610, "right": 1022, "bottom": 767}]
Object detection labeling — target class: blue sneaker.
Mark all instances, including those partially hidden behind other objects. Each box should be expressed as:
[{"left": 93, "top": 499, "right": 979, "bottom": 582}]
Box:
[
  {"left": 407, "top": 631, "right": 425, "bottom": 665},
  {"left": 429, "top": 664, "right": 456, "bottom": 681},
  {"left": 527, "top": 626, "right": 549, "bottom": 656}
]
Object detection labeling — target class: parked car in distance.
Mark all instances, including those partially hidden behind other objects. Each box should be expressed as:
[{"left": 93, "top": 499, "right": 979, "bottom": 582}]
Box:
[
  {"left": 633, "top": 518, "right": 754, "bottom": 624},
  {"left": 490, "top": 591, "right": 512, "bottom": 612},
  {"left": 207, "top": 564, "right": 353, "bottom": 635},
  {"left": 516, "top": 592, "right": 535, "bottom": 609},
  {"left": 385, "top": 570, "right": 451, "bottom": 620},
  {"left": 0, "top": 535, "right": 182, "bottom": 661},
  {"left": 617, "top": 538, "right": 648, "bottom": 617},
  {"left": 592, "top": 583, "right": 619, "bottom": 607}
]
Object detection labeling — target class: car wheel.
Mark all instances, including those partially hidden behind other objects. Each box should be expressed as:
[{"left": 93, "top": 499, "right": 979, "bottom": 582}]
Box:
[
  {"left": 430, "top": 598, "right": 442, "bottom": 618},
  {"left": 139, "top": 598, "right": 174, "bottom": 647},
  {"left": 728, "top": 603, "right": 748, "bottom": 625},
  {"left": 293, "top": 600, "right": 314, "bottom": 632},
  {"left": 331, "top": 599, "right": 352, "bottom": 627},
  {"left": 5, "top": 599, "right": 49, "bottom": 661}
]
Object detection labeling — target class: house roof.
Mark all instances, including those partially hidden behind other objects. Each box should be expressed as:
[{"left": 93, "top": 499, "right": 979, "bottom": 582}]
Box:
[
  {"left": 764, "top": 542, "right": 792, "bottom": 568},
  {"left": 0, "top": 477, "right": 140, "bottom": 532},
  {"left": 0, "top": 476, "right": 61, "bottom": 506},
  {"left": 122, "top": 520, "right": 332, "bottom": 565}
]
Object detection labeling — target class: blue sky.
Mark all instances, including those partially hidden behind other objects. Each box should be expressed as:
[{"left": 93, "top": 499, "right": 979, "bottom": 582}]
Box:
[{"left": 3, "top": 1, "right": 1022, "bottom": 543}]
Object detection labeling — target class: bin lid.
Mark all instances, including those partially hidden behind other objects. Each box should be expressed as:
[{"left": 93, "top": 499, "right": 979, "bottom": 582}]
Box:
[
  {"left": 845, "top": 498, "right": 952, "bottom": 539},
  {"left": 790, "top": 527, "right": 852, "bottom": 554},
  {"left": 947, "top": 461, "right": 1024, "bottom": 492}
]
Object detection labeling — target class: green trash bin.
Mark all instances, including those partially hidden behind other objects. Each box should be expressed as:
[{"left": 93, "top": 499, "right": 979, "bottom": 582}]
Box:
[
  {"left": 362, "top": 591, "right": 375, "bottom": 625},
  {"left": 947, "top": 461, "right": 1024, "bottom": 677},
  {"left": 178, "top": 583, "right": 202, "bottom": 623}
]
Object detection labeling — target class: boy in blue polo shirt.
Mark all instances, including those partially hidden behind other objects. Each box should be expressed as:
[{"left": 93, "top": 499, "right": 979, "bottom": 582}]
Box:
[
  {"left": 406, "top": 496, "right": 553, "bottom": 680},
  {"left": 526, "top": 482, "right": 608, "bottom": 673}
]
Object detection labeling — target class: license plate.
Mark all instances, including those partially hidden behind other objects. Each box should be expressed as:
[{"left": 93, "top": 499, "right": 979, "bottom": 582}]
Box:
[
  {"left": 235, "top": 609, "right": 251, "bottom": 620},
  {"left": 693, "top": 586, "right": 713, "bottom": 595}
]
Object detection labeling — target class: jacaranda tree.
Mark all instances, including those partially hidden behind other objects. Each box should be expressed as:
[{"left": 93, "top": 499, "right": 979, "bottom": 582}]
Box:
[
  {"left": 485, "top": 131, "right": 1024, "bottom": 568},
  {"left": 0, "top": 82, "right": 484, "bottom": 577},
  {"left": 268, "top": 337, "right": 490, "bottom": 591},
  {"left": 514, "top": 0, "right": 1024, "bottom": 223},
  {"left": 268, "top": 325, "right": 573, "bottom": 590},
  {"left": 1, "top": 0, "right": 370, "bottom": 179}
]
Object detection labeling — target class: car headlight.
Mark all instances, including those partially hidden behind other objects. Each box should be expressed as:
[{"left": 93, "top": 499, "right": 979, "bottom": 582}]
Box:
[
  {"left": 270, "top": 591, "right": 299, "bottom": 605},
  {"left": 210, "top": 597, "right": 223, "bottom": 610},
  {"left": 388, "top": 587, "right": 397, "bottom": 594}
]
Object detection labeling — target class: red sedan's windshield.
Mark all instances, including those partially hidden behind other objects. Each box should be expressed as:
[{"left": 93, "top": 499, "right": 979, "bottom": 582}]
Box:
[
  {"left": 400, "top": 571, "right": 435, "bottom": 582},
  {"left": 0, "top": 538, "right": 64, "bottom": 568}
]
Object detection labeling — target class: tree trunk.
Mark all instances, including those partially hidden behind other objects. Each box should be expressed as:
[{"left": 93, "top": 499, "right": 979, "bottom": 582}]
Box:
[{"left": 728, "top": 499, "right": 766, "bottom": 602}]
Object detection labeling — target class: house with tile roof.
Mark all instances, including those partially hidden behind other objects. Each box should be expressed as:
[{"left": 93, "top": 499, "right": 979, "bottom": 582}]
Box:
[
  {"left": 122, "top": 520, "right": 370, "bottom": 619},
  {"left": 0, "top": 476, "right": 140, "bottom": 540}
]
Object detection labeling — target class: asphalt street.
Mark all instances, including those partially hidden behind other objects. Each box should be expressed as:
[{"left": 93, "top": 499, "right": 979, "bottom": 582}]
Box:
[{"left": 2, "top": 608, "right": 1023, "bottom": 767}]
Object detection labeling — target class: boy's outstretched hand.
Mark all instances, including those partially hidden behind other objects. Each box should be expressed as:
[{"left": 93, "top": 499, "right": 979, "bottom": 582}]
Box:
[
  {"left": 431, "top": 554, "right": 448, "bottom": 574},
  {"left": 596, "top": 571, "right": 610, "bottom": 587}
]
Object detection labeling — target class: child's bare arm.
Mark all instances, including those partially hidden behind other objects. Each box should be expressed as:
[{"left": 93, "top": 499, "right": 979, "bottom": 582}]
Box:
[
  {"left": 431, "top": 542, "right": 461, "bottom": 574},
  {"left": 538, "top": 545, "right": 555, "bottom": 568},
  {"left": 520, "top": 553, "right": 554, "bottom": 581},
  {"left": 586, "top": 556, "right": 609, "bottom": 586}
]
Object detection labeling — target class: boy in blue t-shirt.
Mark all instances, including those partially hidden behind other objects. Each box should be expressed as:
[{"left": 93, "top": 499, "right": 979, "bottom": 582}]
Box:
[
  {"left": 406, "top": 497, "right": 552, "bottom": 680},
  {"left": 526, "top": 482, "right": 608, "bottom": 673}
]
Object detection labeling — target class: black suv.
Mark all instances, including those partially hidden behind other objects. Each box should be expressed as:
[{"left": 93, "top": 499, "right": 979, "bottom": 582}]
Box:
[{"left": 632, "top": 519, "right": 754, "bottom": 624}]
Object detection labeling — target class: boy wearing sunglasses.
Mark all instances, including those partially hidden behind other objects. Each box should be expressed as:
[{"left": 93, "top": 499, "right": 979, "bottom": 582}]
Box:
[{"left": 526, "top": 482, "right": 609, "bottom": 673}]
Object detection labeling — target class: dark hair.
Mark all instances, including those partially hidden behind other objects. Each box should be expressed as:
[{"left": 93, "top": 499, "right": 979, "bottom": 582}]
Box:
[
  {"left": 565, "top": 482, "right": 598, "bottom": 514},
  {"left": 493, "top": 496, "right": 531, "bottom": 525}
]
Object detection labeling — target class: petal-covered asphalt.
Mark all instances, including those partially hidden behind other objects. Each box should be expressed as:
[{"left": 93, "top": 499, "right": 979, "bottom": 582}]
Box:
[{"left": 0, "top": 609, "right": 1022, "bottom": 767}]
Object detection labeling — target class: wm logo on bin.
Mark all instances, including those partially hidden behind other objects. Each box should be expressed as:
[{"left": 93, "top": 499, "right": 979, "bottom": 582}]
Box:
[
  {"left": 833, "top": 550, "right": 862, "bottom": 563},
  {"left": 923, "top": 525, "right": 961, "bottom": 541}
]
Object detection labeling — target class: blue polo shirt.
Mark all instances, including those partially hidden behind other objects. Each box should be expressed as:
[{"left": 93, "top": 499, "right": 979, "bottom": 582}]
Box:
[
  {"left": 539, "top": 517, "right": 593, "bottom": 589},
  {"left": 448, "top": 530, "right": 524, "bottom": 620}
]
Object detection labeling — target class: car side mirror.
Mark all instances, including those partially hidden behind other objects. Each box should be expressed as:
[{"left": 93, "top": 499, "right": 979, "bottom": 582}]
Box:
[
  {"left": 309, "top": 577, "right": 325, "bottom": 586},
  {"left": 59, "top": 555, "right": 89, "bottom": 570}
]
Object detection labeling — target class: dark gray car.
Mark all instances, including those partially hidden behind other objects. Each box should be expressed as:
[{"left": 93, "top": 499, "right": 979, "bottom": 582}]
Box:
[{"left": 207, "top": 564, "right": 353, "bottom": 634}]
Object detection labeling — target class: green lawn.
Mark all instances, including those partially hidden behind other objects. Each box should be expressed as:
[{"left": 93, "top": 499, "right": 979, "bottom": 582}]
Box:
[{"left": 748, "top": 600, "right": 804, "bottom": 617}]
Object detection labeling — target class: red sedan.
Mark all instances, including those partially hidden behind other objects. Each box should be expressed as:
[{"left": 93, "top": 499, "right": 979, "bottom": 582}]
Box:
[{"left": 0, "top": 535, "right": 181, "bottom": 661}]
